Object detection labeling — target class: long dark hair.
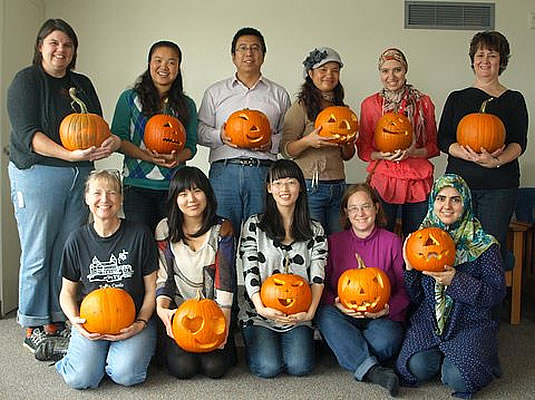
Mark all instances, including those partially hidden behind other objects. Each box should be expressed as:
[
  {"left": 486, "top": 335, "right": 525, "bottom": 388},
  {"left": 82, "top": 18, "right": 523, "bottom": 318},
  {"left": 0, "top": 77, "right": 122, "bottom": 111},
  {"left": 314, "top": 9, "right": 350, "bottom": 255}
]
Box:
[
  {"left": 134, "top": 40, "right": 190, "bottom": 125},
  {"left": 32, "top": 19, "right": 78, "bottom": 70},
  {"left": 297, "top": 76, "right": 345, "bottom": 121},
  {"left": 258, "top": 160, "right": 313, "bottom": 242},
  {"left": 167, "top": 167, "right": 218, "bottom": 243}
]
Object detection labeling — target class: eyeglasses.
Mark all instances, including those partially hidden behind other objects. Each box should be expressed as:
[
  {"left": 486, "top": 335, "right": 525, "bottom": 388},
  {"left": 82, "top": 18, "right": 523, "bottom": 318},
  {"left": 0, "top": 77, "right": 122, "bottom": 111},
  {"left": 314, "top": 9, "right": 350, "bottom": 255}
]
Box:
[
  {"left": 235, "top": 44, "right": 262, "bottom": 53},
  {"left": 347, "top": 203, "right": 374, "bottom": 214}
]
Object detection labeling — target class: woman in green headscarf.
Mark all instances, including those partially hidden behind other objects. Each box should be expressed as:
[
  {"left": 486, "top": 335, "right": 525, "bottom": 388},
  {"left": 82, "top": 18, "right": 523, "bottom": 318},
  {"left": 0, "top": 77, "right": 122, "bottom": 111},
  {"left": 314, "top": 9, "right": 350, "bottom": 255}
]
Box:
[{"left": 396, "top": 174, "right": 505, "bottom": 399}]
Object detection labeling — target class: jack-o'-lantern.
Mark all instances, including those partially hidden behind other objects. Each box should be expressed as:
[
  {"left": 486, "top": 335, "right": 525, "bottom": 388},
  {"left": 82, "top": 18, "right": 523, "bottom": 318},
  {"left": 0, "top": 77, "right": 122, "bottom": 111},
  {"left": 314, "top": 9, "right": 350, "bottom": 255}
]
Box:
[
  {"left": 172, "top": 293, "right": 226, "bottom": 353},
  {"left": 374, "top": 112, "right": 413, "bottom": 153},
  {"left": 314, "top": 106, "right": 359, "bottom": 144},
  {"left": 79, "top": 287, "right": 136, "bottom": 335},
  {"left": 261, "top": 273, "right": 312, "bottom": 315},
  {"left": 224, "top": 109, "right": 271, "bottom": 148},
  {"left": 456, "top": 98, "right": 505, "bottom": 153},
  {"left": 60, "top": 87, "right": 111, "bottom": 151},
  {"left": 144, "top": 114, "right": 186, "bottom": 154},
  {"left": 337, "top": 254, "right": 391, "bottom": 313},
  {"left": 405, "top": 227, "right": 456, "bottom": 272}
]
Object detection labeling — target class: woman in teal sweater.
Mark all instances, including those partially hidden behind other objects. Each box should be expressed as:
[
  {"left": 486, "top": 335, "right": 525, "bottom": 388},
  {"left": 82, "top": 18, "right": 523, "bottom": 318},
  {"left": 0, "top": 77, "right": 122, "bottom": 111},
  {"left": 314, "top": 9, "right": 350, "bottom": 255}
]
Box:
[{"left": 112, "top": 40, "right": 197, "bottom": 232}]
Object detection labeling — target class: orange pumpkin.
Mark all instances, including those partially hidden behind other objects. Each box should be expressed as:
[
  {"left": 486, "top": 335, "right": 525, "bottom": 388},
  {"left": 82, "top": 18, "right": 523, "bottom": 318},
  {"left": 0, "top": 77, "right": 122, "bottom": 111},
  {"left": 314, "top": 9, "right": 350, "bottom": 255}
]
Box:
[
  {"left": 79, "top": 287, "right": 136, "bottom": 334},
  {"left": 172, "top": 295, "right": 226, "bottom": 353},
  {"left": 456, "top": 98, "right": 505, "bottom": 153},
  {"left": 224, "top": 109, "right": 271, "bottom": 149},
  {"left": 337, "top": 254, "right": 391, "bottom": 313},
  {"left": 405, "top": 227, "right": 456, "bottom": 272},
  {"left": 374, "top": 112, "right": 413, "bottom": 153},
  {"left": 59, "top": 87, "right": 111, "bottom": 150},
  {"left": 314, "top": 106, "right": 359, "bottom": 144},
  {"left": 144, "top": 114, "right": 186, "bottom": 154},
  {"left": 261, "top": 273, "right": 312, "bottom": 315}
]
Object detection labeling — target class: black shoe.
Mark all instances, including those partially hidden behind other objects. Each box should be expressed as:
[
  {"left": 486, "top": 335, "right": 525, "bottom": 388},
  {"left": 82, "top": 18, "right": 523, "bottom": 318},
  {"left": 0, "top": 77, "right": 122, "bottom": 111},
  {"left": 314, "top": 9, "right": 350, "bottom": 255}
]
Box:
[
  {"left": 23, "top": 327, "right": 48, "bottom": 353},
  {"left": 366, "top": 365, "right": 399, "bottom": 397},
  {"left": 34, "top": 335, "right": 69, "bottom": 362}
]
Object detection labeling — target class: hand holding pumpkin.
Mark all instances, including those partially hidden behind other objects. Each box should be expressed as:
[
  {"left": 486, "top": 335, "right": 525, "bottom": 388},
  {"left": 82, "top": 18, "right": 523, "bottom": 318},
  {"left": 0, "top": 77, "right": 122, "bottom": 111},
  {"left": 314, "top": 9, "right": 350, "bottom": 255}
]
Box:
[
  {"left": 305, "top": 127, "right": 340, "bottom": 149},
  {"left": 423, "top": 264, "right": 456, "bottom": 286}
]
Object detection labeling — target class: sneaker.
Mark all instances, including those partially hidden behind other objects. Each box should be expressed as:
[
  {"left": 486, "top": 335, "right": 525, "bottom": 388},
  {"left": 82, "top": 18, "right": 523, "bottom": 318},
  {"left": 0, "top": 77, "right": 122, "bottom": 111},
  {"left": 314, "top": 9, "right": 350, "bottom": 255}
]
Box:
[
  {"left": 35, "top": 335, "right": 69, "bottom": 362},
  {"left": 23, "top": 327, "right": 48, "bottom": 354}
]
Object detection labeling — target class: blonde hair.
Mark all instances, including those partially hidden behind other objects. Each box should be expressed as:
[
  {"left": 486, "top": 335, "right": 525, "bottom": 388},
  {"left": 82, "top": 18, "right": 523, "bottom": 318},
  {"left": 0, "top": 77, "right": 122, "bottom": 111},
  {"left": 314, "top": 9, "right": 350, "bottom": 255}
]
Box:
[{"left": 85, "top": 170, "right": 122, "bottom": 195}]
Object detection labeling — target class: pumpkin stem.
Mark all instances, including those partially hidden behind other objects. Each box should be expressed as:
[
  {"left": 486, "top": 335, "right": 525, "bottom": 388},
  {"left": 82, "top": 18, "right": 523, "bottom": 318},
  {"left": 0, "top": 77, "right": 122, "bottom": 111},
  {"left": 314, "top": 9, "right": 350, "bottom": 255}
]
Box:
[
  {"left": 162, "top": 96, "right": 170, "bottom": 115},
  {"left": 355, "top": 253, "right": 366, "bottom": 269},
  {"left": 479, "top": 98, "right": 494, "bottom": 113},
  {"left": 195, "top": 289, "right": 205, "bottom": 301},
  {"left": 68, "top": 87, "right": 88, "bottom": 114}
]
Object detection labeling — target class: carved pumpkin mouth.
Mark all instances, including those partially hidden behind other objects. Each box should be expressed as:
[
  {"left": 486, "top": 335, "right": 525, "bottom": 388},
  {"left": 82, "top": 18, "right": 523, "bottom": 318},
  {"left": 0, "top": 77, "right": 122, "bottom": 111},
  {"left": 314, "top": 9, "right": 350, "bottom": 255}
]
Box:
[
  {"left": 415, "top": 234, "right": 451, "bottom": 260},
  {"left": 246, "top": 125, "right": 264, "bottom": 143},
  {"left": 347, "top": 297, "right": 381, "bottom": 312},
  {"left": 383, "top": 128, "right": 409, "bottom": 135},
  {"left": 163, "top": 138, "right": 181, "bottom": 144},
  {"left": 278, "top": 298, "right": 296, "bottom": 308}
]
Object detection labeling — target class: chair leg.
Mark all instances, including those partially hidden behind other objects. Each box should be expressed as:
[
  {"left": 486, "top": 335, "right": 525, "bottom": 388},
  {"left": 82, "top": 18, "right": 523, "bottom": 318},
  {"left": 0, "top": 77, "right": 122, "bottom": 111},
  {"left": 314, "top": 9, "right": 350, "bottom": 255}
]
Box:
[{"left": 510, "top": 231, "right": 523, "bottom": 324}]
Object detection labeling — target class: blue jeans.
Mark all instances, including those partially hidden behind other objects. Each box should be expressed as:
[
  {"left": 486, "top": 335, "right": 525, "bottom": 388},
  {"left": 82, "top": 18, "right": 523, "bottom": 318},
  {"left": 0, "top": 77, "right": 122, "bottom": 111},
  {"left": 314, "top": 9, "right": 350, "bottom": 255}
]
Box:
[
  {"left": 472, "top": 188, "right": 517, "bottom": 262},
  {"left": 123, "top": 185, "right": 168, "bottom": 233},
  {"left": 407, "top": 348, "right": 470, "bottom": 398},
  {"left": 315, "top": 305, "right": 404, "bottom": 381},
  {"left": 242, "top": 325, "right": 315, "bottom": 378},
  {"left": 209, "top": 162, "right": 269, "bottom": 238},
  {"left": 305, "top": 179, "right": 346, "bottom": 236},
  {"left": 56, "top": 320, "right": 157, "bottom": 389},
  {"left": 380, "top": 199, "right": 428, "bottom": 238},
  {"left": 8, "top": 163, "right": 91, "bottom": 327}
]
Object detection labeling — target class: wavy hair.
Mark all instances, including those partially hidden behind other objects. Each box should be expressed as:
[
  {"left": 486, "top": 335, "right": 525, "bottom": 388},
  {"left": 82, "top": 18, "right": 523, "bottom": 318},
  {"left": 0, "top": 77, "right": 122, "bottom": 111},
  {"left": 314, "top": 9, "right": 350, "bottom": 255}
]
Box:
[{"left": 297, "top": 76, "right": 345, "bottom": 121}]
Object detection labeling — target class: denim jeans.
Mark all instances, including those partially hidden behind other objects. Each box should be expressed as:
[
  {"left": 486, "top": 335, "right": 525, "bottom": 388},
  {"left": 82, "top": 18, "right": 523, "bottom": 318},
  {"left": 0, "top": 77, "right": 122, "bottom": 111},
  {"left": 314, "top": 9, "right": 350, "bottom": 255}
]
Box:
[
  {"left": 315, "top": 305, "right": 404, "bottom": 381},
  {"left": 242, "top": 325, "right": 315, "bottom": 378},
  {"left": 123, "top": 185, "right": 168, "bottom": 233},
  {"left": 407, "top": 348, "right": 470, "bottom": 398},
  {"left": 305, "top": 179, "right": 346, "bottom": 236},
  {"left": 209, "top": 162, "right": 269, "bottom": 238},
  {"left": 56, "top": 319, "right": 157, "bottom": 389},
  {"left": 8, "top": 163, "right": 91, "bottom": 327},
  {"left": 472, "top": 188, "right": 517, "bottom": 262},
  {"left": 380, "top": 199, "right": 428, "bottom": 238}
]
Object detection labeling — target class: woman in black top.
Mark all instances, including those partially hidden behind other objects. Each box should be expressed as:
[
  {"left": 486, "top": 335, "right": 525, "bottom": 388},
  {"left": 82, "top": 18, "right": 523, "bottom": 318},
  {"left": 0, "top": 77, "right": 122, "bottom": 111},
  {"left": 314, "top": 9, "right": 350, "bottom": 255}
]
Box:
[{"left": 437, "top": 30, "right": 528, "bottom": 263}]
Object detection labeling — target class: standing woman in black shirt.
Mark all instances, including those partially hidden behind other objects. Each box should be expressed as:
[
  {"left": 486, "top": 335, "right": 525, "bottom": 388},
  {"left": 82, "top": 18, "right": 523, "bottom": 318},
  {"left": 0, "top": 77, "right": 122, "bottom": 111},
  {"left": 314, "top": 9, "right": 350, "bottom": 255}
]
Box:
[
  {"left": 6, "top": 19, "right": 120, "bottom": 358},
  {"left": 437, "top": 30, "right": 528, "bottom": 263}
]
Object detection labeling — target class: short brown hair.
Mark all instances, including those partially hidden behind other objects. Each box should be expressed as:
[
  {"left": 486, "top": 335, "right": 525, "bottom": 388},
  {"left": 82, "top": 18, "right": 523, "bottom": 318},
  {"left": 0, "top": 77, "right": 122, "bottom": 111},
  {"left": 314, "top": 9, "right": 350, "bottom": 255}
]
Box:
[
  {"left": 469, "top": 31, "right": 510, "bottom": 75},
  {"left": 340, "top": 183, "right": 387, "bottom": 230},
  {"left": 32, "top": 19, "right": 78, "bottom": 70}
]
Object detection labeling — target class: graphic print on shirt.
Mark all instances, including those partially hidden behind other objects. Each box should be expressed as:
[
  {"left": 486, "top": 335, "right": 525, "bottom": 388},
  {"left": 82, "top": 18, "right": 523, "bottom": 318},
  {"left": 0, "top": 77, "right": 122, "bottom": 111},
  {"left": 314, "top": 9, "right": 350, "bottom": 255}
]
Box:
[{"left": 86, "top": 249, "right": 134, "bottom": 284}]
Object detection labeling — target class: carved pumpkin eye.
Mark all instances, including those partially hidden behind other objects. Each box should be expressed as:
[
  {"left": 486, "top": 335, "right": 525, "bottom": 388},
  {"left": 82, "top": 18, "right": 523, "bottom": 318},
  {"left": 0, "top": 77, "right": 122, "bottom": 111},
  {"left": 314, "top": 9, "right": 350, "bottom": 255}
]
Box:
[{"left": 406, "top": 227, "right": 456, "bottom": 272}]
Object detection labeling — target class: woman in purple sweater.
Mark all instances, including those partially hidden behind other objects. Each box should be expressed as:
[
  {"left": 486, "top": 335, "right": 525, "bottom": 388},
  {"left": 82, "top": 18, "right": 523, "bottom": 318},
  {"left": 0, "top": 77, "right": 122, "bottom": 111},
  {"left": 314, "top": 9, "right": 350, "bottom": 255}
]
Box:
[{"left": 315, "top": 183, "right": 408, "bottom": 397}]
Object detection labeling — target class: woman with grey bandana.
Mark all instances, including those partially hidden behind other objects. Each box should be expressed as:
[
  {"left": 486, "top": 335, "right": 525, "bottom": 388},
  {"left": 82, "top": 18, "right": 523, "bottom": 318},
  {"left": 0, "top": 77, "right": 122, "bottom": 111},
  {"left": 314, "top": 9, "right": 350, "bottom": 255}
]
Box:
[
  {"left": 281, "top": 47, "right": 356, "bottom": 235},
  {"left": 357, "top": 48, "right": 439, "bottom": 238}
]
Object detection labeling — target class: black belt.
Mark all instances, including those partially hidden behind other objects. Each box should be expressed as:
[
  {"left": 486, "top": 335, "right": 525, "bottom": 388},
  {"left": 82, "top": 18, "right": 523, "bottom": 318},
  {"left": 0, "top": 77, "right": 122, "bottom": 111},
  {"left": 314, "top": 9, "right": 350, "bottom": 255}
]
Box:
[{"left": 214, "top": 158, "right": 273, "bottom": 167}]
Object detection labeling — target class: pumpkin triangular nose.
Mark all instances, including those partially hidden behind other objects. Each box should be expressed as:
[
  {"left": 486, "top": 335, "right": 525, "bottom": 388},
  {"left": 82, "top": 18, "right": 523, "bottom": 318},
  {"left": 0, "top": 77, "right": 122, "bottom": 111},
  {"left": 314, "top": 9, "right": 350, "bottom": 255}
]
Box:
[
  {"left": 250, "top": 125, "right": 259, "bottom": 132},
  {"left": 328, "top": 114, "right": 336, "bottom": 123},
  {"left": 164, "top": 122, "right": 172, "bottom": 128}
]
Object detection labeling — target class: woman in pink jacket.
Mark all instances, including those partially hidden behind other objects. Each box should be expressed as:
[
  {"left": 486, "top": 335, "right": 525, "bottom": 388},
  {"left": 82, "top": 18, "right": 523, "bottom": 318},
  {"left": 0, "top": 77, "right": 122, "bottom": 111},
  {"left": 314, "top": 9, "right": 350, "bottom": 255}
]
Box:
[{"left": 357, "top": 48, "right": 439, "bottom": 238}]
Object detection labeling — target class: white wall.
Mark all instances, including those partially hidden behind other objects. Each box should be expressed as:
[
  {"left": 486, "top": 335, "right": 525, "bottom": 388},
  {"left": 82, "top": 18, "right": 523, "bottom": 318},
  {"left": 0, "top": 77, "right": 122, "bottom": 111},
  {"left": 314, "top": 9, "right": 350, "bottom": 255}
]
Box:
[{"left": 12, "top": 0, "right": 535, "bottom": 186}]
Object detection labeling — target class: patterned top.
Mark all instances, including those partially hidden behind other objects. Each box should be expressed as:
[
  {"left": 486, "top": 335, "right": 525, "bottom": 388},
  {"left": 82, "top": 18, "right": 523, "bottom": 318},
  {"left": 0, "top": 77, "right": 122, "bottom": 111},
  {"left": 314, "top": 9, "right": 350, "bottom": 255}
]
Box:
[
  {"left": 111, "top": 89, "right": 198, "bottom": 190},
  {"left": 154, "top": 217, "right": 236, "bottom": 309},
  {"left": 238, "top": 214, "right": 327, "bottom": 332},
  {"left": 396, "top": 244, "right": 505, "bottom": 396}
]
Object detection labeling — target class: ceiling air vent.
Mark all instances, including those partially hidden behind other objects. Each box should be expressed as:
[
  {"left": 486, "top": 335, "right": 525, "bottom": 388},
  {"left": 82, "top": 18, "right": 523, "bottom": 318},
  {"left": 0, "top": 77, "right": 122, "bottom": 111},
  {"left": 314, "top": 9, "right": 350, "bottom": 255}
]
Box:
[{"left": 405, "top": 1, "right": 495, "bottom": 30}]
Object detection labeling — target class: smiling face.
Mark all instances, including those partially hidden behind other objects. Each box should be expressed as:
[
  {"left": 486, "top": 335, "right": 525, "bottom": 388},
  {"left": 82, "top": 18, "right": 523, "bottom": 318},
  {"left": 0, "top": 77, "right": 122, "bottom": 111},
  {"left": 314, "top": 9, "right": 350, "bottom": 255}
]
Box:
[
  {"left": 85, "top": 177, "right": 122, "bottom": 222},
  {"left": 346, "top": 191, "right": 378, "bottom": 238},
  {"left": 177, "top": 186, "right": 208, "bottom": 220},
  {"left": 473, "top": 46, "right": 501, "bottom": 81},
  {"left": 309, "top": 61, "right": 340, "bottom": 93},
  {"left": 149, "top": 45, "right": 180, "bottom": 95},
  {"left": 232, "top": 34, "right": 264, "bottom": 77},
  {"left": 379, "top": 59, "right": 406, "bottom": 92},
  {"left": 39, "top": 30, "right": 74, "bottom": 77},
  {"left": 433, "top": 186, "right": 464, "bottom": 226},
  {"left": 267, "top": 177, "right": 301, "bottom": 211}
]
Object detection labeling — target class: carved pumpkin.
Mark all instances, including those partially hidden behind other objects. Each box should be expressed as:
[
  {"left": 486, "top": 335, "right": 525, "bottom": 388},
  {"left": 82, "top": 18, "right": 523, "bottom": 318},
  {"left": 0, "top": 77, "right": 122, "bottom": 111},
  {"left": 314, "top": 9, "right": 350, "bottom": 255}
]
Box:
[
  {"left": 337, "top": 254, "right": 391, "bottom": 313},
  {"left": 261, "top": 273, "right": 312, "bottom": 315},
  {"left": 456, "top": 98, "right": 505, "bottom": 153},
  {"left": 374, "top": 112, "right": 413, "bottom": 153},
  {"left": 405, "top": 227, "right": 456, "bottom": 272},
  {"left": 224, "top": 109, "right": 271, "bottom": 148},
  {"left": 172, "top": 295, "right": 226, "bottom": 353},
  {"left": 79, "top": 287, "right": 136, "bottom": 334},
  {"left": 144, "top": 114, "right": 186, "bottom": 154},
  {"left": 60, "top": 87, "right": 111, "bottom": 150},
  {"left": 314, "top": 106, "right": 359, "bottom": 144}
]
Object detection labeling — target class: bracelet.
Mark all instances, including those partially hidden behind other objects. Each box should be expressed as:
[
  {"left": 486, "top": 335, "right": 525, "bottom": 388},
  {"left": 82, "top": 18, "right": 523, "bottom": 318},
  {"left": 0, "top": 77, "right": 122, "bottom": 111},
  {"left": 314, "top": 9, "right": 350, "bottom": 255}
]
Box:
[{"left": 135, "top": 318, "right": 148, "bottom": 327}]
